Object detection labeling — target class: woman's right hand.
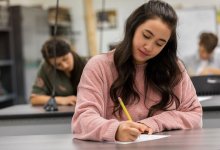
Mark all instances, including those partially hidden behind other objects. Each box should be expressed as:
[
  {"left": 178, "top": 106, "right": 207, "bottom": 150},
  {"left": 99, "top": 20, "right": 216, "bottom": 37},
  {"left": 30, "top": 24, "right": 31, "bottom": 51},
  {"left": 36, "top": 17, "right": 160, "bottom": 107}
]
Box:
[{"left": 115, "top": 121, "right": 152, "bottom": 142}]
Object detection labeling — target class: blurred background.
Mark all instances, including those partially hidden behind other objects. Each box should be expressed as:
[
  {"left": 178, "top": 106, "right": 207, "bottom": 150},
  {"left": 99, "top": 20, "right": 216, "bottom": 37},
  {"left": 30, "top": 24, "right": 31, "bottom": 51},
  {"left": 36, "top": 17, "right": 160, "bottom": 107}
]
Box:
[{"left": 0, "top": 0, "right": 220, "bottom": 107}]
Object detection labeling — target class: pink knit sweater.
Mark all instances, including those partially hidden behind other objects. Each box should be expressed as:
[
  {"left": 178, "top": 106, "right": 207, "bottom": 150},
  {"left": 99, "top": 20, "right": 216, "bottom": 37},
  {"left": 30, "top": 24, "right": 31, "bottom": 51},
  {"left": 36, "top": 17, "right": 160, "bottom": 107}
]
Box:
[{"left": 72, "top": 50, "right": 202, "bottom": 142}]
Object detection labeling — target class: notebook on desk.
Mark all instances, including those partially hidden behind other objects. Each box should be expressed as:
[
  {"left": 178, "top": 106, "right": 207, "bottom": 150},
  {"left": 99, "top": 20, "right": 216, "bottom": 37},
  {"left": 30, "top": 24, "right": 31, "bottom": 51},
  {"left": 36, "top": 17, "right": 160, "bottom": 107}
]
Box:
[{"left": 191, "top": 75, "right": 220, "bottom": 96}]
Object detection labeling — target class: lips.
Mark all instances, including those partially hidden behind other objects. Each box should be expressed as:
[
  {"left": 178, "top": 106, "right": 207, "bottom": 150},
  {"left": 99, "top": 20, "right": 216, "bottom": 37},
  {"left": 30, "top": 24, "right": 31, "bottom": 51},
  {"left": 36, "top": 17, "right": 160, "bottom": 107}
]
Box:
[{"left": 139, "top": 49, "right": 150, "bottom": 57}]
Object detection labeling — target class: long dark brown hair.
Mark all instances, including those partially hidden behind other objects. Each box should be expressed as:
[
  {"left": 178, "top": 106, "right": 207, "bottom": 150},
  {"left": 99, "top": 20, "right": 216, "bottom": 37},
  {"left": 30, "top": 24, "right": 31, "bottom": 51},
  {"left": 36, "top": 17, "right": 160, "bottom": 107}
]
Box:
[
  {"left": 110, "top": 0, "right": 182, "bottom": 117},
  {"left": 41, "top": 37, "right": 86, "bottom": 95}
]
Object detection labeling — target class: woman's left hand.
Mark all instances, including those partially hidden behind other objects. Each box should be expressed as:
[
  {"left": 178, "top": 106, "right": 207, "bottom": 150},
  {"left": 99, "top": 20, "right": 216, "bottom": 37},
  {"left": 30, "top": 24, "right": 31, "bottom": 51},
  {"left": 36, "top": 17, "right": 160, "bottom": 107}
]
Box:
[
  {"left": 137, "top": 122, "right": 153, "bottom": 134},
  {"left": 57, "top": 95, "right": 77, "bottom": 105}
]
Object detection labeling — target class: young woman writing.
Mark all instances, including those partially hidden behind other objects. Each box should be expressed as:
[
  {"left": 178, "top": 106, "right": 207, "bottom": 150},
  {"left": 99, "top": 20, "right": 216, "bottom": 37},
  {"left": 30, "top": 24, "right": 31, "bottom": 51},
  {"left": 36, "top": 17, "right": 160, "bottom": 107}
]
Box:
[{"left": 72, "top": 0, "right": 202, "bottom": 142}]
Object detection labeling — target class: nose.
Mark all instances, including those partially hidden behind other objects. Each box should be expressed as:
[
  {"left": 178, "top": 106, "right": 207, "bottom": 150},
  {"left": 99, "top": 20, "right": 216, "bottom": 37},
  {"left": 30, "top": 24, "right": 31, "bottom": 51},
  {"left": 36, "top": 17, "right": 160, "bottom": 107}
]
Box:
[
  {"left": 144, "top": 42, "right": 154, "bottom": 52},
  {"left": 61, "top": 62, "right": 68, "bottom": 70}
]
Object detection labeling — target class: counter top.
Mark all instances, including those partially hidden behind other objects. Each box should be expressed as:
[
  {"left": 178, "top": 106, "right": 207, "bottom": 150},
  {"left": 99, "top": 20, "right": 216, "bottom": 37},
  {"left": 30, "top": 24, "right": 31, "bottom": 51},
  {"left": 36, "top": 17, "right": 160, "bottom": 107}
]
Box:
[{"left": 0, "top": 104, "right": 74, "bottom": 119}]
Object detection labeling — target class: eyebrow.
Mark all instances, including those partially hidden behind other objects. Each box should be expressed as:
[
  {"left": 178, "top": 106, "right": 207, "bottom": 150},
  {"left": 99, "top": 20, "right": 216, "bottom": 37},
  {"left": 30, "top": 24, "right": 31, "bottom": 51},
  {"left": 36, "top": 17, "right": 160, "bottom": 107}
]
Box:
[{"left": 144, "top": 29, "right": 167, "bottom": 43}]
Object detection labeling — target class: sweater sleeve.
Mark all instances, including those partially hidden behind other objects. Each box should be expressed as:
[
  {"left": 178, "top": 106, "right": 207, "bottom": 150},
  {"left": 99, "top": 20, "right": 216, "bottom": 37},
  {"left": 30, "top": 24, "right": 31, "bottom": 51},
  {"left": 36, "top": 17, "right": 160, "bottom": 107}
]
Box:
[
  {"left": 139, "top": 69, "right": 203, "bottom": 133},
  {"left": 71, "top": 56, "right": 120, "bottom": 142}
]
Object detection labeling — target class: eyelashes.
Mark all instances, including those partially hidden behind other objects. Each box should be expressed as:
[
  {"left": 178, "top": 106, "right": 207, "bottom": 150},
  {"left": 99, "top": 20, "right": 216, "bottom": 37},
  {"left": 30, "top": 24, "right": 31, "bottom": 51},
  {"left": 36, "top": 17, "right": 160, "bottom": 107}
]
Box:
[{"left": 142, "top": 33, "right": 164, "bottom": 47}]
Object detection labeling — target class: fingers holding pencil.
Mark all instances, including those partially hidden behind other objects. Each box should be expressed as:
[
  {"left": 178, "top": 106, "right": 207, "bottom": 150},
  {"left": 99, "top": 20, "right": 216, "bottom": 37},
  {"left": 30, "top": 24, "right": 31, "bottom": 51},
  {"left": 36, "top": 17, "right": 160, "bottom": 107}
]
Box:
[
  {"left": 115, "top": 121, "right": 142, "bottom": 141},
  {"left": 116, "top": 97, "right": 153, "bottom": 141},
  {"left": 115, "top": 121, "right": 153, "bottom": 141}
]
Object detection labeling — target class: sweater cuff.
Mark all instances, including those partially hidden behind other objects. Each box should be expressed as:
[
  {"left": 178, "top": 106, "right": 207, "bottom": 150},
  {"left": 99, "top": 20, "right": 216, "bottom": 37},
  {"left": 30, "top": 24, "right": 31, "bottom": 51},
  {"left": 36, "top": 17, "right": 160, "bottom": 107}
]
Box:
[{"left": 103, "top": 121, "right": 120, "bottom": 142}]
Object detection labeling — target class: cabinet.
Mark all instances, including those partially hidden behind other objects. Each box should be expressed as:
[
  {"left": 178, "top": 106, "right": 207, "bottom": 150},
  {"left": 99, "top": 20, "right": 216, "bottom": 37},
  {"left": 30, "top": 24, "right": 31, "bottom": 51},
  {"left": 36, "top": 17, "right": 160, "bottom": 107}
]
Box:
[
  {"left": 9, "top": 6, "right": 49, "bottom": 103},
  {"left": 48, "top": 7, "right": 73, "bottom": 43},
  {"left": 0, "top": 26, "right": 17, "bottom": 108}
]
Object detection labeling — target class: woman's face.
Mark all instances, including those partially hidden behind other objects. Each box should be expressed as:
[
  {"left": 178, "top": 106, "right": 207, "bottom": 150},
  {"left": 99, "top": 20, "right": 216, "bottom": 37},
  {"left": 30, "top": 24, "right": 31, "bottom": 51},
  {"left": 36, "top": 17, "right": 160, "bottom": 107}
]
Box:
[
  {"left": 199, "top": 44, "right": 211, "bottom": 60},
  {"left": 132, "top": 18, "right": 171, "bottom": 64},
  {"left": 49, "top": 52, "right": 74, "bottom": 72}
]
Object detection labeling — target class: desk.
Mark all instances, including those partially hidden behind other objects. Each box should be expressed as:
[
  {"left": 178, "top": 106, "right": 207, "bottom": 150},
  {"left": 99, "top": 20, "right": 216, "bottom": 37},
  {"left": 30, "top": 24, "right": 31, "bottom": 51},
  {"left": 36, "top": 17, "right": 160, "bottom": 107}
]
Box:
[
  {"left": 0, "top": 96, "right": 219, "bottom": 136},
  {"left": 0, "top": 128, "right": 219, "bottom": 150},
  {"left": 200, "top": 96, "right": 220, "bottom": 128},
  {"left": 0, "top": 104, "right": 74, "bottom": 136}
]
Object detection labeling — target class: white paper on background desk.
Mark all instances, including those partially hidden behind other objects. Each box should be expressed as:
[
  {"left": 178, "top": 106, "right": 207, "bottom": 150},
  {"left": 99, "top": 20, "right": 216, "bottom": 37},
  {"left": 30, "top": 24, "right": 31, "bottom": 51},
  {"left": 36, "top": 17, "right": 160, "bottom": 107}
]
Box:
[
  {"left": 111, "top": 134, "right": 170, "bottom": 144},
  {"left": 198, "top": 96, "right": 213, "bottom": 102}
]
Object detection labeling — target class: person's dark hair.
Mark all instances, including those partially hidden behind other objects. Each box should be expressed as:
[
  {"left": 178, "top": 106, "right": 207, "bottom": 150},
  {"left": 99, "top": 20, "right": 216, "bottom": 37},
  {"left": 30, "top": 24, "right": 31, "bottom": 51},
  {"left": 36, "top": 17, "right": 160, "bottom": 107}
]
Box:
[
  {"left": 41, "top": 37, "right": 86, "bottom": 95},
  {"left": 199, "top": 32, "right": 218, "bottom": 54},
  {"left": 110, "top": 0, "right": 182, "bottom": 117}
]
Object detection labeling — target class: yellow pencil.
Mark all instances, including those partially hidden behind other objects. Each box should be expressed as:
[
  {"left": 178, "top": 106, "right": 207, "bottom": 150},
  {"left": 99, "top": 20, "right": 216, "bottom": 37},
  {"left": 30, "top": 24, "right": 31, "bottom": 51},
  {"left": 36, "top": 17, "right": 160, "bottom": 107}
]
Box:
[{"left": 118, "top": 97, "right": 133, "bottom": 121}]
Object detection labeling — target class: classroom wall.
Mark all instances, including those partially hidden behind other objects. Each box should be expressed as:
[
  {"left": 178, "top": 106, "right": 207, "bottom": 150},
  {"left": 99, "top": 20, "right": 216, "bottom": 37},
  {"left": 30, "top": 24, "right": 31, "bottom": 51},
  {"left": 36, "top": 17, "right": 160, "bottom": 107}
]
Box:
[
  {"left": 6, "top": 0, "right": 220, "bottom": 102},
  {"left": 10, "top": 0, "right": 87, "bottom": 56},
  {"left": 9, "top": 0, "right": 220, "bottom": 57}
]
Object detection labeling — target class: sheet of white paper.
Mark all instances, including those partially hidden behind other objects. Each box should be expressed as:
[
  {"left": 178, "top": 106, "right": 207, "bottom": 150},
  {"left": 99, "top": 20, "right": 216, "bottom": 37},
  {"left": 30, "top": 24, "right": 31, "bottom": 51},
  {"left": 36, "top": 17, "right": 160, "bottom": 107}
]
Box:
[
  {"left": 198, "top": 96, "right": 212, "bottom": 102},
  {"left": 111, "top": 134, "right": 169, "bottom": 144}
]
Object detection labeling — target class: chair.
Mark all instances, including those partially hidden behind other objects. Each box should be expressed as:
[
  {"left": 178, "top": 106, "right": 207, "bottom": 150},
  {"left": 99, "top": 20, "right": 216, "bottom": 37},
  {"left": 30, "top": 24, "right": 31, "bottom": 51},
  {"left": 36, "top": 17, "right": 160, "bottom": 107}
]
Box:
[{"left": 191, "top": 75, "right": 220, "bottom": 96}]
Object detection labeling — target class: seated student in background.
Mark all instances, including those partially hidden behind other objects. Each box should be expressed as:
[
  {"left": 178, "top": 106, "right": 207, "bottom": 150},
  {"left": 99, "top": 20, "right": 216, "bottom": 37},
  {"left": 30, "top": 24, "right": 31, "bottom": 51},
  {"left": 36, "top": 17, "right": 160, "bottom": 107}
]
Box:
[
  {"left": 72, "top": 0, "right": 202, "bottom": 142},
  {"left": 184, "top": 32, "right": 220, "bottom": 76},
  {"left": 30, "top": 37, "right": 86, "bottom": 106}
]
